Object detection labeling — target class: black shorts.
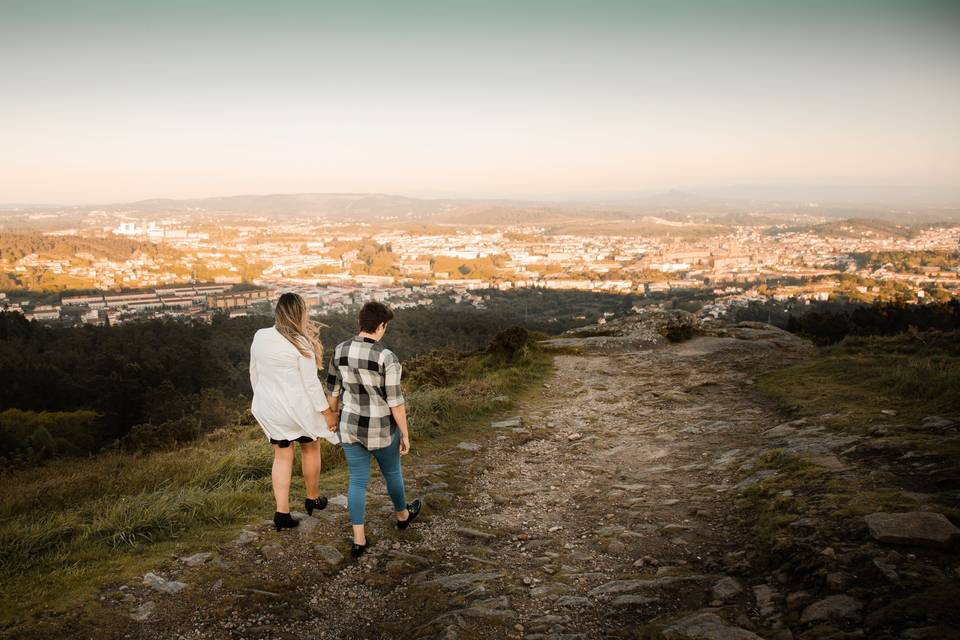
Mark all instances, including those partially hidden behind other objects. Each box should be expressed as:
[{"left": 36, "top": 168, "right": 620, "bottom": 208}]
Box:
[{"left": 269, "top": 436, "right": 315, "bottom": 448}]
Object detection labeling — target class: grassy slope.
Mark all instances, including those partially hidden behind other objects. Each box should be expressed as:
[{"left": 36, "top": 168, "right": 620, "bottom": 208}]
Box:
[
  {"left": 0, "top": 347, "right": 552, "bottom": 633},
  {"left": 747, "top": 331, "right": 960, "bottom": 631}
]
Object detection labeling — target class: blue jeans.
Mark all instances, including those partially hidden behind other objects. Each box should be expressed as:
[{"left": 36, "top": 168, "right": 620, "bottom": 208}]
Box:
[{"left": 340, "top": 429, "right": 406, "bottom": 525}]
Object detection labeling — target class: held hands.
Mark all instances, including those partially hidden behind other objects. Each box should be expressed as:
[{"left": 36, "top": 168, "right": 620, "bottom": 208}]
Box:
[
  {"left": 399, "top": 432, "right": 410, "bottom": 456},
  {"left": 323, "top": 408, "right": 339, "bottom": 432}
]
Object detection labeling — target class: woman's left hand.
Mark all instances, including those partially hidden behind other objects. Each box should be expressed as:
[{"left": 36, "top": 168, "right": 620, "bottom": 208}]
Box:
[{"left": 399, "top": 433, "right": 410, "bottom": 456}]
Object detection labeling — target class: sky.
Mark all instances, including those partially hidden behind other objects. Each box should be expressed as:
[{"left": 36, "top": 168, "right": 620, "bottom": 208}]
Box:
[{"left": 1, "top": 0, "right": 959, "bottom": 204}]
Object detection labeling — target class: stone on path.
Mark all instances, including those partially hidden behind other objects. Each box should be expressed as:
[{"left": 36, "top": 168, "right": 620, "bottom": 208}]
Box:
[
  {"left": 662, "top": 611, "right": 762, "bottom": 640},
  {"left": 129, "top": 601, "right": 156, "bottom": 621},
  {"left": 327, "top": 494, "right": 348, "bottom": 508},
  {"left": 143, "top": 572, "right": 187, "bottom": 595},
  {"left": 457, "top": 442, "right": 482, "bottom": 451},
  {"left": 454, "top": 527, "right": 496, "bottom": 541},
  {"left": 234, "top": 529, "right": 258, "bottom": 545},
  {"left": 425, "top": 572, "right": 500, "bottom": 591},
  {"left": 800, "top": 594, "right": 863, "bottom": 624},
  {"left": 611, "top": 595, "right": 659, "bottom": 608},
  {"left": 314, "top": 545, "right": 344, "bottom": 566},
  {"left": 554, "top": 596, "right": 590, "bottom": 607},
  {"left": 179, "top": 552, "right": 212, "bottom": 567},
  {"left": 864, "top": 511, "right": 960, "bottom": 548},
  {"left": 491, "top": 417, "right": 522, "bottom": 428},
  {"left": 712, "top": 576, "right": 744, "bottom": 602}
]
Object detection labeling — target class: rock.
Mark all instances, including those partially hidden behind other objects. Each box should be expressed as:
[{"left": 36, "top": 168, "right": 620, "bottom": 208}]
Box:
[
  {"left": 328, "top": 494, "right": 349, "bottom": 508},
  {"left": 461, "top": 607, "right": 517, "bottom": 623},
  {"left": 235, "top": 529, "right": 258, "bottom": 545},
  {"left": 454, "top": 527, "right": 496, "bottom": 541},
  {"left": 568, "top": 433, "right": 582, "bottom": 441},
  {"left": 529, "top": 583, "right": 573, "bottom": 598},
  {"left": 661, "top": 390, "right": 693, "bottom": 403},
  {"left": 179, "top": 552, "right": 212, "bottom": 567},
  {"left": 554, "top": 596, "right": 590, "bottom": 607},
  {"left": 611, "top": 595, "right": 659, "bottom": 608},
  {"left": 825, "top": 571, "right": 850, "bottom": 591},
  {"left": 606, "top": 539, "right": 626, "bottom": 554},
  {"left": 425, "top": 572, "right": 500, "bottom": 591},
  {"left": 799, "top": 595, "right": 864, "bottom": 624},
  {"left": 712, "top": 576, "right": 744, "bottom": 602},
  {"left": 129, "top": 601, "right": 156, "bottom": 621},
  {"left": 491, "top": 417, "right": 522, "bottom": 428},
  {"left": 588, "top": 575, "right": 708, "bottom": 596},
  {"left": 457, "top": 442, "right": 481, "bottom": 451},
  {"left": 142, "top": 572, "right": 187, "bottom": 595},
  {"left": 737, "top": 470, "right": 777, "bottom": 489},
  {"left": 803, "top": 453, "right": 847, "bottom": 471},
  {"left": 752, "top": 584, "right": 778, "bottom": 618},
  {"left": 315, "top": 545, "right": 344, "bottom": 566},
  {"left": 872, "top": 557, "right": 899, "bottom": 582},
  {"left": 662, "top": 611, "right": 762, "bottom": 639},
  {"left": 259, "top": 544, "right": 283, "bottom": 560},
  {"left": 920, "top": 415, "right": 954, "bottom": 429},
  {"left": 864, "top": 511, "right": 960, "bottom": 548}
]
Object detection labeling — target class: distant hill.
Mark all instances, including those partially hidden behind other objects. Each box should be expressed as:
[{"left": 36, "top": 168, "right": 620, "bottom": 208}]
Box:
[{"left": 810, "top": 217, "right": 918, "bottom": 239}]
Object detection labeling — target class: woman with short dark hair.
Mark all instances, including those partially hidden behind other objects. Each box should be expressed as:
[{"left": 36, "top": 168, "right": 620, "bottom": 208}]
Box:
[
  {"left": 326, "top": 301, "right": 421, "bottom": 558},
  {"left": 250, "top": 292, "right": 338, "bottom": 531}
]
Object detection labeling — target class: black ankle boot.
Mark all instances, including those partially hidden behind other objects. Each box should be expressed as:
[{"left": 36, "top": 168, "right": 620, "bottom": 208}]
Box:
[
  {"left": 305, "top": 497, "right": 328, "bottom": 516},
  {"left": 396, "top": 499, "right": 422, "bottom": 530},
  {"left": 351, "top": 535, "right": 372, "bottom": 559},
  {"left": 273, "top": 511, "right": 299, "bottom": 531}
]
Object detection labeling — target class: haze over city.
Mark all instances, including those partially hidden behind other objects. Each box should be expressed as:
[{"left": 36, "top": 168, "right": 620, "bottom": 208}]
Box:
[{"left": 2, "top": 0, "right": 959, "bottom": 204}]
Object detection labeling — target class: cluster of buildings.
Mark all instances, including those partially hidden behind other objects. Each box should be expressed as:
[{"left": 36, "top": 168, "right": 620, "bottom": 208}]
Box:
[{"left": 2, "top": 210, "right": 958, "bottom": 325}]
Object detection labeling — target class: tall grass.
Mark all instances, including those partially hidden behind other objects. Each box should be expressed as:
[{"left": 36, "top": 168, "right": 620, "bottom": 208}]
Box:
[
  {"left": 758, "top": 330, "right": 960, "bottom": 420},
  {"left": 0, "top": 344, "right": 551, "bottom": 628}
]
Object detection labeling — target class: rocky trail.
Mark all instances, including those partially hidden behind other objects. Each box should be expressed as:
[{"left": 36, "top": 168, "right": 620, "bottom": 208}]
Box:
[{"left": 84, "top": 322, "right": 959, "bottom": 640}]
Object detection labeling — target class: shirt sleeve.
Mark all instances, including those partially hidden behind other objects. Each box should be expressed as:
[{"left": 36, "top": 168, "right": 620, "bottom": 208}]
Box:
[
  {"left": 383, "top": 350, "right": 405, "bottom": 408},
  {"left": 298, "top": 351, "right": 330, "bottom": 413},
  {"left": 325, "top": 349, "right": 342, "bottom": 397}
]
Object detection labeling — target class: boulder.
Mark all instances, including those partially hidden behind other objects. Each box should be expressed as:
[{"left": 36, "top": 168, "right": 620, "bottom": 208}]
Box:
[
  {"left": 142, "top": 572, "right": 187, "bottom": 595},
  {"left": 712, "top": 576, "right": 744, "bottom": 602},
  {"left": 662, "top": 611, "right": 762, "bottom": 639},
  {"left": 799, "top": 595, "right": 863, "bottom": 624},
  {"left": 864, "top": 512, "right": 960, "bottom": 548},
  {"left": 314, "top": 545, "right": 344, "bottom": 566}
]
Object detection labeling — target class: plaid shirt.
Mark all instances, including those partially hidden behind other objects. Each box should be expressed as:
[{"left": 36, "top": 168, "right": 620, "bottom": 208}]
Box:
[{"left": 325, "top": 336, "right": 405, "bottom": 449}]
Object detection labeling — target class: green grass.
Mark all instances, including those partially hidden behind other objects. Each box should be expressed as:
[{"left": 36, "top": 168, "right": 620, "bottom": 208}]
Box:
[
  {"left": 0, "top": 347, "right": 552, "bottom": 632},
  {"left": 745, "top": 329, "right": 960, "bottom": 578},
  {"left": 758, "top": 330, "right": 960, "bottom": 426}
]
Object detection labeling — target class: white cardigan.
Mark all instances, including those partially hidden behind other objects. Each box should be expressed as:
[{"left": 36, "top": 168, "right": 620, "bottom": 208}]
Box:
[{"left": 249, "top": 327, "right": 337, "bottom": 444}]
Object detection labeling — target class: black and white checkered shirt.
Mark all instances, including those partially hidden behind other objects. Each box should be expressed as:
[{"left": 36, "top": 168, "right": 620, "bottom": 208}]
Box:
[{"left": 325, "top": 336, "right": 405, "bottom": 450}]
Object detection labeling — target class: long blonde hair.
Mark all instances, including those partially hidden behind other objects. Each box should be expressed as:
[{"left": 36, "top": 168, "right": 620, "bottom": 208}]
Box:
[{"left": 274, "top": 292, "right": 323, "bottom": 367}]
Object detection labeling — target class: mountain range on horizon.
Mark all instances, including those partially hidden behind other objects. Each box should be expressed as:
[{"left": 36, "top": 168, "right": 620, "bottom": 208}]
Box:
[{"left": 3, "top": 185, "right": 960, "bottom": 226}]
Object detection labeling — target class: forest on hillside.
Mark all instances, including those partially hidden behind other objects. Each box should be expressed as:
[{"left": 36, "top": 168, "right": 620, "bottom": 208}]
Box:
[{"left": 0, "top": 289, "right": 636, "bottom": 467}]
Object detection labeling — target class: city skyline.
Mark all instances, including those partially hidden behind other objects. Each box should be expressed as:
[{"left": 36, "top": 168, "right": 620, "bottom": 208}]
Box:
[{"left": 2, "top": 0, "right": 959, "bottom": 204}]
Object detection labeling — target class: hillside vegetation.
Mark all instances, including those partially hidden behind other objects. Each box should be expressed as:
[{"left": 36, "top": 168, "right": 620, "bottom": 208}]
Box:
[{"left": 0, "top": 327, "right": 551, "bottom": 633}]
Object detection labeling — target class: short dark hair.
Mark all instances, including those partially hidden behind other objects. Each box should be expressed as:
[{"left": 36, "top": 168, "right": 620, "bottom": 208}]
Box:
[{"left": 358, "top": 301, "right": 394, "bottom": 333}]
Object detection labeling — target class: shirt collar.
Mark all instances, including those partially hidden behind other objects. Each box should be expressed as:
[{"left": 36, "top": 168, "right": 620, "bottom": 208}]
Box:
[{"left": 356, "top": 335, "right": 378, "bottom": 344}]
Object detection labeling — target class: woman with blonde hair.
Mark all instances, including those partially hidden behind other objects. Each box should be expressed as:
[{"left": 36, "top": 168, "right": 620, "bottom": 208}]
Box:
[{"left": 250, "top": 292, "right": 338, "bottom": 531}]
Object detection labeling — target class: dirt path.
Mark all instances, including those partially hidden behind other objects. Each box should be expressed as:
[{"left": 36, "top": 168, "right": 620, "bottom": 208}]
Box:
[{"left": 86, "top": 332, "right": 812, "bottom": 640}]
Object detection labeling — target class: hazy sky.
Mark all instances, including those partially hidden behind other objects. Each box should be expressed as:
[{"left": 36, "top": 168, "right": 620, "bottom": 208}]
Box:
[{"left": 1, "top": 0, "right": 959, "bottom": 204}]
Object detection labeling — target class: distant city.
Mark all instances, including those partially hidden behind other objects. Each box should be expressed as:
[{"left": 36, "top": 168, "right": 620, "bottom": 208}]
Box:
[{"left": 1, "top": 193, "right": 958, "bottom": 325}]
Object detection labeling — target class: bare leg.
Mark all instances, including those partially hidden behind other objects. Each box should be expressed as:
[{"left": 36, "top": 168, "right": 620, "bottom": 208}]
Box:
[
  {"left": 300, "top": 441, "right": 320, "bottom": 501},
  {"left": 352, "top": 524, "right": 366, "bottom": 545},
  {"left": 271, "top": 445, "right": 295, "bottom": 513}
]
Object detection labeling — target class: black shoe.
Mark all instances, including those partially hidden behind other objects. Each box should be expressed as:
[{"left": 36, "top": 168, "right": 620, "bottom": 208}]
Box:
[
  {"left": 305, "top": 496, "right": 328, "bottom": 516},
  {"left": 273, "top": 511, "right": 299, "bottom": 532},
  {"left": 351, "top": 538, "right": 371, "bottom": 559},
  {"left": 396, "top": 499, "right": 422, "bottom": 530}
]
